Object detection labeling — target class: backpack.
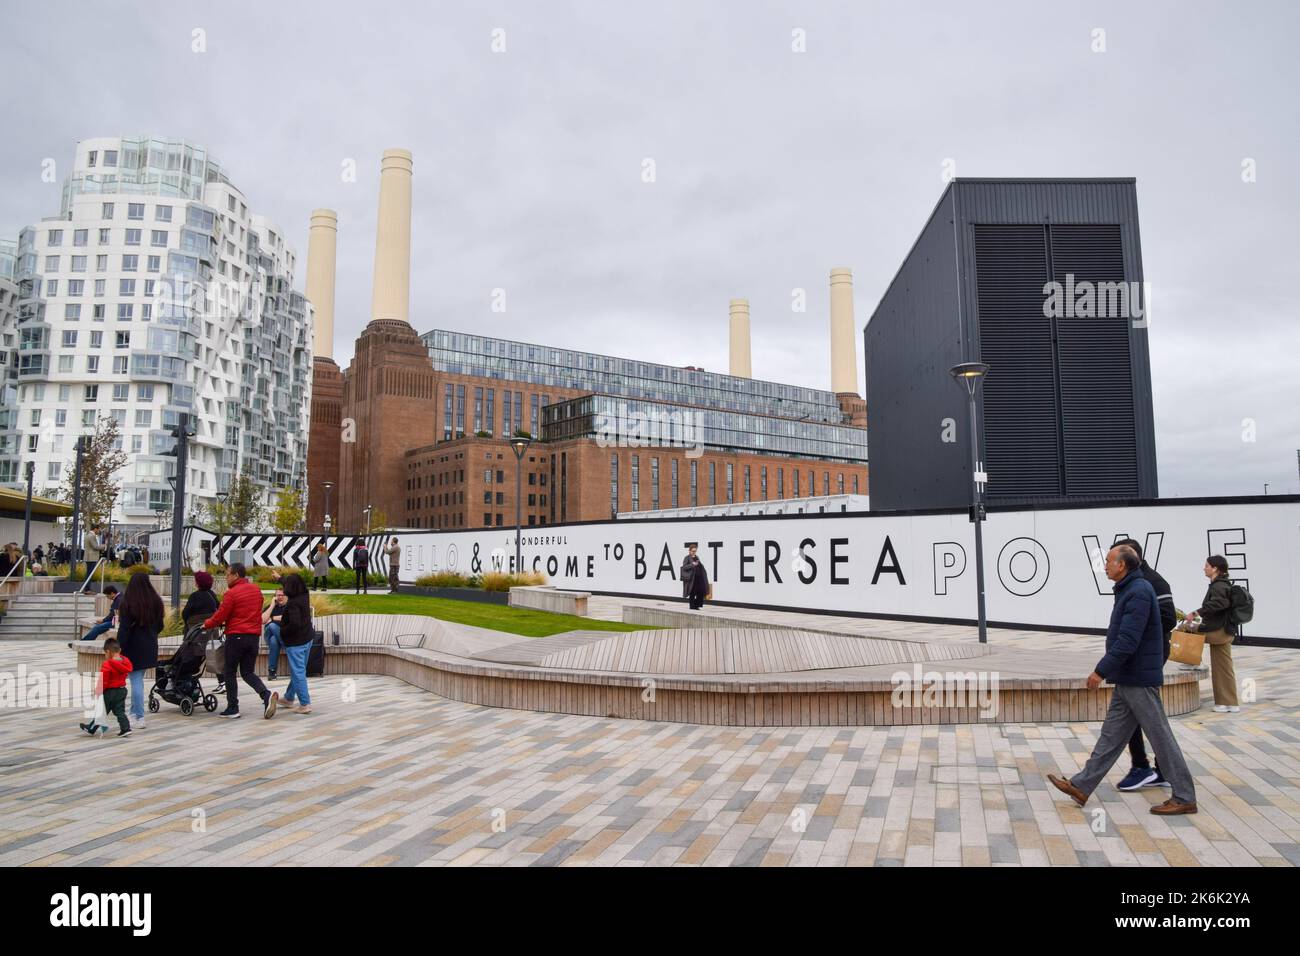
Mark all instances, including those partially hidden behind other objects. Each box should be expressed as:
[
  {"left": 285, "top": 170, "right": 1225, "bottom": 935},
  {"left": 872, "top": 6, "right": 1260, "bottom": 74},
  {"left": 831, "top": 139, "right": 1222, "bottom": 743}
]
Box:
[{"left": 1226, "top": 582, "right": 1254, "bottom": 626}]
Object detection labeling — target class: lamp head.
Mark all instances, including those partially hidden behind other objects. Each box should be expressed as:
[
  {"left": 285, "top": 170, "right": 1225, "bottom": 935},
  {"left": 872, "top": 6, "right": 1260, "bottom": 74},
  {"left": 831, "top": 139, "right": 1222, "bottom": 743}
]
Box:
[{"left": 948, "top": 362, "right": 989, "bottom": 396}]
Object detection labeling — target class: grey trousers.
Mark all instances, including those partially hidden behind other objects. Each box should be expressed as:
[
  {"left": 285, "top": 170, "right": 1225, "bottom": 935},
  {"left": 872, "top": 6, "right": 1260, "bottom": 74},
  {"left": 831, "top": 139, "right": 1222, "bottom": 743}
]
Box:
[{"left": 1071, "top": 684, "right": 1196, "bottom": 804}]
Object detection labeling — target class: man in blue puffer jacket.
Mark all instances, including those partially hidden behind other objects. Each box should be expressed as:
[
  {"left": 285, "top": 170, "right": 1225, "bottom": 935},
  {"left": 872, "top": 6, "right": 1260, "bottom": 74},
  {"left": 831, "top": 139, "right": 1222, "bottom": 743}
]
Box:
[{"left": 1048, "top": 545, "right": 1198, "bottom": 815}]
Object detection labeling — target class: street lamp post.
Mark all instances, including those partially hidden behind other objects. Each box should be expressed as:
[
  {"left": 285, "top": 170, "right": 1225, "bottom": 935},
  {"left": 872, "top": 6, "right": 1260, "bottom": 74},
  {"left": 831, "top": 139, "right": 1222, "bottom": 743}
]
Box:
[
  {"left": 363, "top": 504, "right": 373, "bottom": 536},
  {"left": 510, "top": 436, "right": 533, "bottom": 574},
  {"left": 22, "top": 461, "right": 34, "bottom": 561},
  {"left": 322, "top": 481, "right": 333, "bottom": 535},
  {"left": 949, "top": 362, "right": 990, "bottom": 644}
]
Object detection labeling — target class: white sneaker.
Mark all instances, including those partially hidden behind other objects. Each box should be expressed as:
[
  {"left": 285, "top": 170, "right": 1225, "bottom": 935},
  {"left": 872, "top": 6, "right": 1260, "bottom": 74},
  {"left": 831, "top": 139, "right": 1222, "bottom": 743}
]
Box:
[
  {"left": 1212, "top": 705, "right": 1240, "bottom": 714},
  {"left": 1227, "top": 705, "right": 1240, "bottom": 713},
  {"left": 131, "top": 717, "right": 147, "bottom": 730}
]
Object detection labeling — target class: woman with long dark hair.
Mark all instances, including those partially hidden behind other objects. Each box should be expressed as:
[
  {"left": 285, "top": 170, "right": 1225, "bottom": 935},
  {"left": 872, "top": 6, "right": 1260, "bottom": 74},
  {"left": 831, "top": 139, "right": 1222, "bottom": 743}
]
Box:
[
  {"left": 277, "top": 573, "right": 315, "bottom": 714},
  {"left": 117, "top": 571, "right": 164, "bottom": 729},
  {"left": 1190, "top": 555, "right": 1240, "bottom": 713}
]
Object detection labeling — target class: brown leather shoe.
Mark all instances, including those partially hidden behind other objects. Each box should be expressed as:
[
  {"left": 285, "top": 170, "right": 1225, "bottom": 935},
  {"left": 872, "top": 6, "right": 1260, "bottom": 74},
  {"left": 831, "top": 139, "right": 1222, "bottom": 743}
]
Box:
[
  {"left": 1047, "top": 773, "right": 1088, "bottom": 807},
  {"left": 1150, "top": 798, "right": 1197, "bottom": 815}
]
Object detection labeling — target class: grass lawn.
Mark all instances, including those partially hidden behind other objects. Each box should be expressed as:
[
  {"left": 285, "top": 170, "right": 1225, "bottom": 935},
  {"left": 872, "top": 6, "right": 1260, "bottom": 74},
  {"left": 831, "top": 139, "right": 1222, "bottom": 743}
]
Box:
[{"left": 326, "top": 593, "right": 650, "bottom": 638}]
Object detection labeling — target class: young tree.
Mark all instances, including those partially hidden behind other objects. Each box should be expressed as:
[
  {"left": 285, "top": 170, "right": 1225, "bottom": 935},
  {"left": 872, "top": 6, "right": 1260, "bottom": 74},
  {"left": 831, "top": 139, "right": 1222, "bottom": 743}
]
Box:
[
  {"left": 269, "top": 486, "right": 305, "bottom": 533},
  {"left": 60, "top": 417, "right": 129, "bottom": 528},
  {"left": 219, "top": 470, "right": 265, "bottom": 534}
]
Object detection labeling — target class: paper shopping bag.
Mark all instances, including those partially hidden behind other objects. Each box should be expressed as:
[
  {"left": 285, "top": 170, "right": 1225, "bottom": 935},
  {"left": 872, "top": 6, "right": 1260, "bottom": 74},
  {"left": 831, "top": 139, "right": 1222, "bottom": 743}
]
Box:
[{"left": 1169, "top": 629, "right": 1205, "bottom": 666}]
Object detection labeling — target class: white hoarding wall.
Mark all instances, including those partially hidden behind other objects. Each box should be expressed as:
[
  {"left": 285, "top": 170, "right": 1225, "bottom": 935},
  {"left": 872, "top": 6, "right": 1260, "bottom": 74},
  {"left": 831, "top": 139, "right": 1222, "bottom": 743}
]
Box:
[{"left": 151, "top": 499, "right": 1300, "bottom": 643}]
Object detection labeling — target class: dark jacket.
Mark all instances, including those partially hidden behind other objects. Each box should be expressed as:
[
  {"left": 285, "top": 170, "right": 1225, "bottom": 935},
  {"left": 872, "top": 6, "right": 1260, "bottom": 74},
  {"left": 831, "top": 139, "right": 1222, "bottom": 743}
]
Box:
[
  {"left": 181, "top": 588, "right": 220, "bottom": 629},
  {"left": 681, "top": 555, "right": 708, "bottom": 598},
  {"left": 279, "top": 592, "right": 314, "bottom": 646},
  {"left": 116, "top": 609, "right": 160, "bottom": 671},
  {"left": 1196, "top": 576, "right": 1236, "bottom": 635},
  {"left": 1139, "top": 560, "right": 1176, "bottom": 658},
  {"left": 1095, "top": 569, "right": 1165, "bottom": 687},
  {"left": 352, "top": 544, "right": 369, "bottom": 571}
]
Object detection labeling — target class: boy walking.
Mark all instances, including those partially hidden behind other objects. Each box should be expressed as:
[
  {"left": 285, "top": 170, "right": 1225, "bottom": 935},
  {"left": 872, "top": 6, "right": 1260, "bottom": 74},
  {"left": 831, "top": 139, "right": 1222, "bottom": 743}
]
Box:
[{"left": 81, "top": 637, "right": 133, "bottom": 738}]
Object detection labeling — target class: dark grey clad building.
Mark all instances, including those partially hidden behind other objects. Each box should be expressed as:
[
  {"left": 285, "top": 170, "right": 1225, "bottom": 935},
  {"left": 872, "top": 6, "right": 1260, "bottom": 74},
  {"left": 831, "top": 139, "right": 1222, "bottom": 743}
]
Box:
[{"left": 864, "top": 178, "right": 1159, "bottom": 511}]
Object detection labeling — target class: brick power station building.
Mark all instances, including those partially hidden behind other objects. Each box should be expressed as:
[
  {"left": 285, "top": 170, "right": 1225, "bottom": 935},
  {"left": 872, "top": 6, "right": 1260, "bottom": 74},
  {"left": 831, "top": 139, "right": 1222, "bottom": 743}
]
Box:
[{"left": 304, "top": 150, "right": 869, "bottom": 534}]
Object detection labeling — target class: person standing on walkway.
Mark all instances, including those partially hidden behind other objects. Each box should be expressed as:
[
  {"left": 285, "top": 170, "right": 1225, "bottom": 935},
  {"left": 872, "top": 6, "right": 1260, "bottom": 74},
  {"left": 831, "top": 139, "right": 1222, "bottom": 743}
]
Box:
[
  {"left": 352, "top": 537, "right": 370, "bottom": 595},
  {"left": 116, "top": 571, "right": 162, "bottom": 732},
  {"left": 1112, "top": 538, "right": 1177, "bottom": 792},
  {"left": 204, "top": 562, "right": 278, "bottom": 720},
  {"left": 1186, "top": 555, "right": 1241, "bottom": 714},
  {"left": 681, "top": 544, "right": 709, "bottom": 611},
  {"left": 82, "top": 524, "right": 104, "bottom": 588},
  {"left": 277, "top": 573, "right": 315, "bottom": 715},
  {"left": 384, "top": 537, "right": 401, "bottom": 593},
  {"left": 311, "top": 543, "right": 330, "bottom": 592},
  {"left": 1047, "top": 545, "right": 1197, "bottom": 816}
]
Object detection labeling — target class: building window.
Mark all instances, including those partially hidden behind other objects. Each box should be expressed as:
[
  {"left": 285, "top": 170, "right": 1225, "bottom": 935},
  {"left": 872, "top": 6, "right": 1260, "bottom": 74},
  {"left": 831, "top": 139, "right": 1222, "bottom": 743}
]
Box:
[
  {"left": 744, "top": 465, "right": 751, "bottom": 501},
  {"left": 651, "top": 457, "right": 660, "bottom": 511},
  {"left": 793, "top": 469, "right": 800, "bottom": 497},
  {"left": 823, "top": 472, "right": 830, "bottom": 496},
  {"left": 610, "top": 454, "right": 619, "bottom": 517},
  {"left": 852, "top": 474, "right": 859, "bottom": 495},
  {"left": 101, "top": 202, "right": 114, "bottom": 219},
  {"left": 710, "top": 461, "right": 717, "bottom": 505},
  {"left": 690, "top": 460, "right": 698, "bottom": 506},
  {"left": 473, "top": 386, "right": 483, "bottom": 433},
  {"left": 761, "top": 466, "right": 768, "bottom": 500},
  {"left": 630, "top": 455, "right": 640, "bottom": 512},
  {"left": 73, "top": 229, "right": 87, "bottom": 246},
  {"left": 125, "top": 229, "right": 141, "bottom": 246},
  {"left": 837, "top": 473, "right": 845, "bottom": 495},
  {"left": 530, "top": 393, "right": 539, "bottom": 436},
  {"left": 455, "top": 384, "right": 465, "bottom": 437},
  {"left": 156, "top": 205, "right": 172, "bottom": 222},
  {"left": 443, "top": 384, "right": 453, "bottom": 440},
  {"left": 127, "top": 203, "right": 144, "bottom": 220}
]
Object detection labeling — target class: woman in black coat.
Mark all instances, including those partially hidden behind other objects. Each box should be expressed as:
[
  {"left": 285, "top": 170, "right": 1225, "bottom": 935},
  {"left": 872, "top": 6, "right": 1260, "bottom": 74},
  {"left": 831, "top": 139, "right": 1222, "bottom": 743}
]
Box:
[
  {"left": 116, "top": 571, "right": 163, "bottom": 728},
  {"left": 277, "top": 573, "right": 315, "bottom": 714},
  {"left": 181, "top": 570, "right": 221, "bottom": 632},
  {"left": 681, "top": 544, "right": 709, "bottom": 610}
]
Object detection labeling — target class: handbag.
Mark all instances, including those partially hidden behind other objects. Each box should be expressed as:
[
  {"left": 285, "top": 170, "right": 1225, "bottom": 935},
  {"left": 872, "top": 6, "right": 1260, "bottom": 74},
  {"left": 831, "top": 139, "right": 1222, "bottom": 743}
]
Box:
[{"left": 1169, "top": 627, "right": 1205, "bottom": 666}]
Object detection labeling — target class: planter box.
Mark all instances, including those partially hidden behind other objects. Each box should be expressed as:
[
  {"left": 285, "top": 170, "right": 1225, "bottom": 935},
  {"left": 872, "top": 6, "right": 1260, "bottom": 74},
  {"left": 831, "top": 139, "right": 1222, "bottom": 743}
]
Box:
[{"left": 394, "top": 585, "right": 510, "bottom": 605}]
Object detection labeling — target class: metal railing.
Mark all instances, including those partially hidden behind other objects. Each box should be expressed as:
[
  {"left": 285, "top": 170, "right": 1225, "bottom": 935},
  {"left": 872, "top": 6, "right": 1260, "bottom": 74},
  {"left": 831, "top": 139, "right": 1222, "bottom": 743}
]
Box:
[{"left": 0, "top": 554, "right": 27, "bottom": 591}]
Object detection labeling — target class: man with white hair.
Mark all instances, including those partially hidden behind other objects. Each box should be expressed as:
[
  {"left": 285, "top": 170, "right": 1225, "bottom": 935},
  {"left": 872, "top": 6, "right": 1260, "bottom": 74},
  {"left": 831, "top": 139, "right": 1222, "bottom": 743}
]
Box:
[{"left": 1047, "top": 545, "right": 1197, "bottom": 816}]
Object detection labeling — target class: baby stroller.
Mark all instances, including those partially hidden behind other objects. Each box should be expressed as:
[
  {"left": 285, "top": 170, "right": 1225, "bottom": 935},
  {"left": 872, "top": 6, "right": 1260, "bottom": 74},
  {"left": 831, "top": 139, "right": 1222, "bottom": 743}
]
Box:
[{"left": 148, "top": 623, "right": 223, "bottom": 716}]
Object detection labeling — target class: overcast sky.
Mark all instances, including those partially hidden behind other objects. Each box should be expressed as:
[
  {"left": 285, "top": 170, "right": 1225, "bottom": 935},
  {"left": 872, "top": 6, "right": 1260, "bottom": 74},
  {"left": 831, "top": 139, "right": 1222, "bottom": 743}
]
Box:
[{"left": 3, "top": 0, "right": 1297, "bottom": 496}]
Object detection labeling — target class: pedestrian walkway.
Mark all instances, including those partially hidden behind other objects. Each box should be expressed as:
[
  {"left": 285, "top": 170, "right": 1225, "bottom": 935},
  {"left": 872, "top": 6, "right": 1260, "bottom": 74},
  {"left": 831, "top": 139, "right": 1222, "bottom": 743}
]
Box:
[{"left": 0, "top": 630, "right": 1295, "bottom": 866}]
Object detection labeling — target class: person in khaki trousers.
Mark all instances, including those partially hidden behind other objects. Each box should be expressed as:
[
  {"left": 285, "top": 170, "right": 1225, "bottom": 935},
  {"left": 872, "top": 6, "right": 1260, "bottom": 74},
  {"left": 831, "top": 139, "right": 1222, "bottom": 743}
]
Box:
[
  {"left": 384, "top": 537, "right": 401, "bottom": 593},
  {"left": 1187, "top": 555, "right": 1239, "bottom": 713}
]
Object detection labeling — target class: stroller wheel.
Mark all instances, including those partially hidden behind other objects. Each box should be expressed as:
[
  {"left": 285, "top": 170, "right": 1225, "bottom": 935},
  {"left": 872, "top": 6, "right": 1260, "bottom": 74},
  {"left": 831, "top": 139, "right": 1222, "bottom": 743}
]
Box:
[
  {"left": 203, "top": 694, "right": 218, "bottom": 712},
  {"left": 180, "top": 697, "right": 195, "bottom": 716},
  {"left": 147, "top": 696, "right": 160, "bottom": 713}
]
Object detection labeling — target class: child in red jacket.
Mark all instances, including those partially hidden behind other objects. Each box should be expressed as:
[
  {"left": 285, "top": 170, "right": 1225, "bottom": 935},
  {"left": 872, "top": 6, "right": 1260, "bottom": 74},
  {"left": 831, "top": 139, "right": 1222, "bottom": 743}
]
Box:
[{"left": 81, "top": 637, "right": 133, "bottom": 738}]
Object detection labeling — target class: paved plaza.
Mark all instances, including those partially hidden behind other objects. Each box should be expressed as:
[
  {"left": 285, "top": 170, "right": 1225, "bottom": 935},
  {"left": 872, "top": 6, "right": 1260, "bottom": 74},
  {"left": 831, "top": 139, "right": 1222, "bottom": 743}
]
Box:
[{"left": 1, "top": 609, "right": 1297, "bottom": 867}]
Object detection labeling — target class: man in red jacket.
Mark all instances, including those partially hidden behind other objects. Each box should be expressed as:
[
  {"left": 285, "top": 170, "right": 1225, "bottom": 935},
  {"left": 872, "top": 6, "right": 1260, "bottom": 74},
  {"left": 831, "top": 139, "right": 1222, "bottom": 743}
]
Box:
[{"left": 205, "top": 563, "right": 278, "bottom": 720}]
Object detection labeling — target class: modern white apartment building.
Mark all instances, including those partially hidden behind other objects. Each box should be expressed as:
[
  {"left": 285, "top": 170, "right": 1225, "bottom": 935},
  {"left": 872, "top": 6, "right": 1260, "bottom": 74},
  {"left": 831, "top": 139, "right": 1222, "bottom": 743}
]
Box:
[{"left": 1, "top": 136, "right": 313, "bottom": 530}]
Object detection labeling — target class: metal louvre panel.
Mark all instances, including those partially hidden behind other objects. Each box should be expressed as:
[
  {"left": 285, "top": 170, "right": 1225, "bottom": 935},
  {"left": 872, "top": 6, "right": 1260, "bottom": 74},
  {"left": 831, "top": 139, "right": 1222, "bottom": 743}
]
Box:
[
  {"left": 1050, "top": 225, "right": 1139, "bottom": 497},
  {"left": 973, "top": 224, "right": 1061, "bottom": 499}
]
